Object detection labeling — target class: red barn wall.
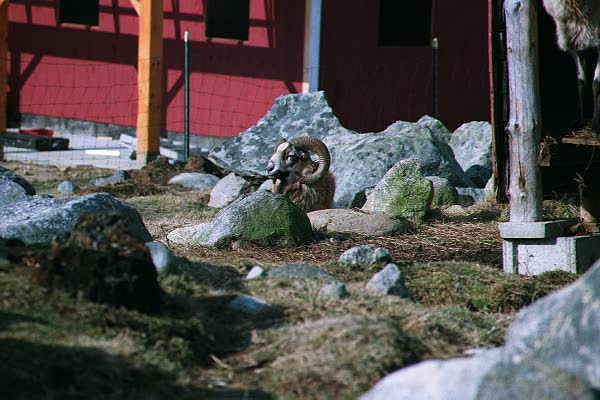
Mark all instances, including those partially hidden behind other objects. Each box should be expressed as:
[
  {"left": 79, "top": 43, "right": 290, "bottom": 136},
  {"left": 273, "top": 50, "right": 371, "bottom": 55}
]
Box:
[
  {"left": 320, "top": 0, "right": 490, "bottom": 132},
  {"left": 7, "top": 0, "right": 490, "bottom": 138},
  {"left": 7, "top": 0, "right": 305, "bottom": 138}
]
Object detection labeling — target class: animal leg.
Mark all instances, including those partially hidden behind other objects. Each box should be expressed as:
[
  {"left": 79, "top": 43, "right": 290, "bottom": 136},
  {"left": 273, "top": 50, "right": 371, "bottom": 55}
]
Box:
[
  {"left": 592, "top": 49, "right": 600, "bottom": 138},
  {"left": 572, "top": 51, "right": 587, "bottom": 126}
]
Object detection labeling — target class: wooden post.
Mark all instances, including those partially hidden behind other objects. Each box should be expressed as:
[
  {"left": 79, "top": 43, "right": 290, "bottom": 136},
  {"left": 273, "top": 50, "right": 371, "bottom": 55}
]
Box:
[
  {"left": 504, "top": 0, "right": 543, "bottom": 222},
  {"left": 0, "top": 0, "right": 9, "bottom": 160},
  {"left": 135, "top": 0, "right": 163, "bottom": 166}
]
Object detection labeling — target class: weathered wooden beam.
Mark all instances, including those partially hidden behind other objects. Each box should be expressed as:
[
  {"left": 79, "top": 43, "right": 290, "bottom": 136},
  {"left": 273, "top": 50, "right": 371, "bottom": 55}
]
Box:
[
  {"left": 0, "top": 0, "right": 8, "bottom": 160},
  {"left": 136, "top": 0, "right": 163, "bottom": 166},
  {"left": 129, "top": 0, "right": 141, "bottom": 16},
  {"left": 504, "top": 0, "right": 543, "bottom": 222}
]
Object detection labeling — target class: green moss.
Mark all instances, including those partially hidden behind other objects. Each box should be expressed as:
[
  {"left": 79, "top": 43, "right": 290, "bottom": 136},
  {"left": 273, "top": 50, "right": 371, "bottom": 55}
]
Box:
[
  {"left": 240, "top": 196, "right": 312, "bottom": 245},
  {"left": 386, "top": 178, "right": 433, "bottom": 220},
  {"left": 364, "top": 159, "right": 434, "bottom": 221}
]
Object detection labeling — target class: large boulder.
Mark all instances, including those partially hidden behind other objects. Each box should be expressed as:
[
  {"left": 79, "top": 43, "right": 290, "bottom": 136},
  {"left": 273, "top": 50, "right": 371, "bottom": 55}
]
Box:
[
  {"left": 0, "top": 192, "right": 152, "bottom": 246},
  {"left": 208, "top": 92, "right": 474, "bottom": 208},
  {"left": 449, "top": 121, "right": 493, "bottom": 188},
  {"left": 494, "top": 259, "right": 600, "bottom": 390},
  {"left": 362, "top": 158, "right": 434, "bottom": 220},
  {"left": 208, "top": 91, "right": 346, "bottom": 184},
  {"left": 167, "top": 190, "right": 313, "bottom": 247},
  {"left": 360, "top": 349, "right": 504, "bottom": 400},
  {"left": 361, "top": 260, "right": 600, "bottom": 399}
]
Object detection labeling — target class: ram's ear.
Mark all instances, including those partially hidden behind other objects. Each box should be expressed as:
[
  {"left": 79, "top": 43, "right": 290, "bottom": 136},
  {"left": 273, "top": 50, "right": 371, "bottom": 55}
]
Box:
[{"left": 275, "top": 138, "right": 286, "bottom": 147}]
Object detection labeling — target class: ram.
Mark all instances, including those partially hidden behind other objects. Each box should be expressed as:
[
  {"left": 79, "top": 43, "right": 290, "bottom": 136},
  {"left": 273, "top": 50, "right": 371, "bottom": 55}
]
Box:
[
  {"left": 542, "top": 0, "right": 600, "bottom": 135},
  {"left": 265, "top": 136, "right": 335, "bottom": 212}
]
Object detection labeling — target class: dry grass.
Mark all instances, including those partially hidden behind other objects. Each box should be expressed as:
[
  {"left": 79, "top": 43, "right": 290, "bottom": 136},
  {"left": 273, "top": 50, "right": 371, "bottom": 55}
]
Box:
[{"left": 0, "top": 160, "right": 584, "bottom": 399}]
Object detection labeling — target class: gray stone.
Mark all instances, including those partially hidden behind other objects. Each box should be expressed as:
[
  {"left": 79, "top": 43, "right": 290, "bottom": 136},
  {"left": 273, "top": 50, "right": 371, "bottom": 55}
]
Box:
[
  {"left": 457, "top": 187, "right": 486, "bottom": 204},
  {"left": 267, "top": 264, "right": 339, "bottom": 282},
  {"left": 318, "top": 282, "right": 348, "bottom": 300},
  {"left": 208, "top": 92, "right": 475, "bottom": 208},
  {"left": 338, "top": 244, "right": 391, "bottom": 267},
  {"left": 229, "top": 294, "right": 272, "bottom": 315},
  {"left": 326, "top": 121, "right": 473, "bottom": 208},
  {"left": 0, "top": 165, "right": 36, "bottom": 195},
  {"left": 208, "top": 173, "right": 252, "bottom": 208},
  {"left": 0, "top": 192, "right": 151, "bottom": 246},
  {"left": 258, "top": 179, "right": 274, "bottom": 192},
  {"left": 366, "top": 263, "right": 410, "bottom": 297},
  {"left": 360, "top": 349, "right": 503, "bottom": 400},
  {"left": 308, "top": 208, "right": 410, "bottom": 237},
  {"left": 0, "top": 179, "right": 31, "bottom": 207},
  {"left": 168, "top": 172, "right": 220, "bottom": 190},
  {"left": 427, "top": 176, "right": 458, "bottom": 207},
  {"left": 145, "top": 241, "right": 176, "bottom": 274},
  {"left": 417, "top": 115, "right": 453, "bottom": 143},
  {"left": 167, "top": 190, "right": 312, "bottom": 247},
  {"left": 246, "top": 266, "right": 265, "bottom": 280},
  {"left": 57, "top": 180, "right": 79, "bottom": 194},
  {"left": 362, "top": 158, "right": 434, "bottom": 220},
  {"left": 362, "top": 260, "right": 600, "bottom": 400},
  {"left": 449, "top": 121, "right": 493, "bottom": 188},
  {"left": 88, "top": 170, "right": 131, "bottom": 187},
  {"left": 478, "top": 357, "right": 598, "bottom": 400},
  {"left": 500, "top": 260, "right": 600, "bottom": 387}
]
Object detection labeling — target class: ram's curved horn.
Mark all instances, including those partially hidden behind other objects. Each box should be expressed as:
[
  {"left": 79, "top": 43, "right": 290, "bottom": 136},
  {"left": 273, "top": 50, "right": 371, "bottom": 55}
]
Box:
[{"left": 289, "top": 136, "right": 331, "bottom": 185}]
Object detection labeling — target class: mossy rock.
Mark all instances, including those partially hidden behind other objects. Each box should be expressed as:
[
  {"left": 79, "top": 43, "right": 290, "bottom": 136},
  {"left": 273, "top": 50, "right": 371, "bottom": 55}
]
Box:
[
  {"left": 183, "top": 190, "right": 313, "bottom": 247},
  {"left": 362, "top": 158, "right": 433, "bottom": 220}
]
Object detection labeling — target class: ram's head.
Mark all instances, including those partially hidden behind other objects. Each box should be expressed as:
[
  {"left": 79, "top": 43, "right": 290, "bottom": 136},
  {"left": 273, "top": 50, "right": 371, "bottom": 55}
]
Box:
[{"left": 265, "top": 136, "right": 331, "bottom": 185}]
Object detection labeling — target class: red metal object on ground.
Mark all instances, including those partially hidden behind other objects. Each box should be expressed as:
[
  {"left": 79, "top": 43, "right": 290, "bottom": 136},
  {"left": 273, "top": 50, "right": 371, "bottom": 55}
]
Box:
[{"left": 18, "top": 128, "right": 54, "bottom": 137}]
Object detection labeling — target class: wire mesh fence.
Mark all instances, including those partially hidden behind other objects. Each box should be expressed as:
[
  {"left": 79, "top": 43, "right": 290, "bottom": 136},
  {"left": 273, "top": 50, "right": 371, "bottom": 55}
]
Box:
[{"left": 3, "top": 55, "right": 282, "bottom": 180}]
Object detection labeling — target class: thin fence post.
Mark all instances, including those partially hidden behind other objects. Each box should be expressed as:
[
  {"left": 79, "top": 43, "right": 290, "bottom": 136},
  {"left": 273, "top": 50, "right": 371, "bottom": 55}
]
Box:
[
  {"left": 432, "top": 37, "right": 439, "bottom": 119},
  {"left": 184, "top": 31, "right": 190, "bottom": 162}
]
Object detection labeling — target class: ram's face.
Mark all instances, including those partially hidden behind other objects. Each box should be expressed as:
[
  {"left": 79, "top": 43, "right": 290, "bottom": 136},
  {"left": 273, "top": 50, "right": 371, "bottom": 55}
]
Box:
[{"left": 266, "top": 141, "right": 305, "bottom": 179}]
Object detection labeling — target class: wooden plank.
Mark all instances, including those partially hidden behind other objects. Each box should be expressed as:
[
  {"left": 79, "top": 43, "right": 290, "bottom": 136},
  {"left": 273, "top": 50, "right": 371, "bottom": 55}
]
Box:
[
  {"left": 136, "top": 0, "right": 163, "bottom": 166},
  {"left": 504, "top": 0, "right": 543, "bottom": 222},
  {"left": 562, "top": 136, "right": 600, "bottom": 147},
  {"left": 0, "top": 1, "right": 8, "bottom": 160}
]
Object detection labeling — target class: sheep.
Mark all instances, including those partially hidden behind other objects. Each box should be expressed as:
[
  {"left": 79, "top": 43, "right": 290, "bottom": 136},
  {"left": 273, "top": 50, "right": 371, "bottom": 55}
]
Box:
[
  {"left": 542, "top": 0, "right": 600, "bottom": 136},
  {"left": 265, "top": 136, "right": 335, "bottom": 212}
]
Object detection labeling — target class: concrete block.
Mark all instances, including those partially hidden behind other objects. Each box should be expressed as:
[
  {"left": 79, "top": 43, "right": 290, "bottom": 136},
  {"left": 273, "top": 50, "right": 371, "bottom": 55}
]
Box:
[
  {"left": 503, "top": 234, "right": 600, "bottom": 275},
  {"left": 499, "top": 219, "right": 579, "bottom": 239}
]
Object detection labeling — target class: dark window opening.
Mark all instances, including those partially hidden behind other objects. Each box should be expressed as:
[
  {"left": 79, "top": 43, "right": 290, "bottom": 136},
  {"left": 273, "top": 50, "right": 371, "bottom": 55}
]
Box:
[
  {"left": 379, "top": 0, "right": 432, "bottom": 47},
  {"left": 59, "top": 0, "right": 99, "bottom": 26},
  {"left": 205, "top": 0, "right": 250, "bottom": 41}
]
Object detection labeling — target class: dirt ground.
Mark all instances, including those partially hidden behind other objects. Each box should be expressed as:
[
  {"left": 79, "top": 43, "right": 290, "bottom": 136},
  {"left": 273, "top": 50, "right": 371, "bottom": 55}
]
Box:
[{"left": 0, "top": 158, "right": 582, "bottom": 399}]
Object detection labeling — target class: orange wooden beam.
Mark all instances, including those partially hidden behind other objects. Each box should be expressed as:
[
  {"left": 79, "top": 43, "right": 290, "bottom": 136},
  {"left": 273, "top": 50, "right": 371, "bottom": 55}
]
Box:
[
  {"left": 0, "top": 0, "right": 8, "bottom": 160},
  {"left": 136, "top": 0, "right": 163, "bottom": 165}
]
